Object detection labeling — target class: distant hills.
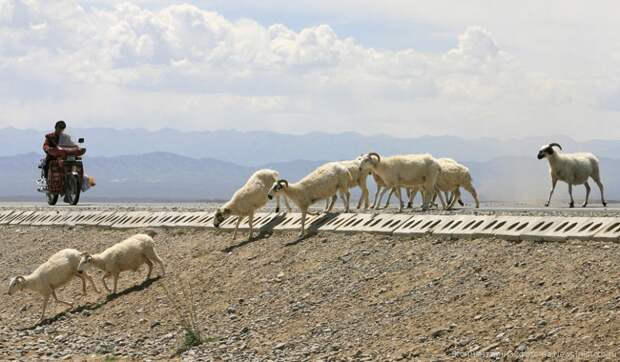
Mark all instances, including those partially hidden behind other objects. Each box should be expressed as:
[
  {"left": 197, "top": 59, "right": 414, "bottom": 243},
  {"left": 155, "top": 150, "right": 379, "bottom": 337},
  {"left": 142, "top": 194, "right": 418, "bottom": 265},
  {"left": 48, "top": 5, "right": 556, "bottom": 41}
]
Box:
[
  {"left": 2, "top": 151, "right": 619, "bottom": 203},
  {"left": 3, "top": 127, "right": 620, "bottom": 166}
]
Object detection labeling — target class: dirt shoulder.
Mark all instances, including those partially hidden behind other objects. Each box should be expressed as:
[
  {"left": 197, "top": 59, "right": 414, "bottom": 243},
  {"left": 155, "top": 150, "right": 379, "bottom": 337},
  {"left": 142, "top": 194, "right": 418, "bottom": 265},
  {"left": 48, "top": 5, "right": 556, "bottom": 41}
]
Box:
[{"left": 0, "top": 225, "right": 619, "bottom": 361}]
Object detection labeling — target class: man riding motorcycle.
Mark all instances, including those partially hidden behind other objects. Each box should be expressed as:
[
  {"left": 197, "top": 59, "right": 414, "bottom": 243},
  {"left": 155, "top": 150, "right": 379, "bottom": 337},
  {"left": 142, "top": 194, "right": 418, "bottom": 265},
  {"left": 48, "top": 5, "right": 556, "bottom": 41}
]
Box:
[{"left": 42, "top": 120, "right": 68, "bottom": 179}]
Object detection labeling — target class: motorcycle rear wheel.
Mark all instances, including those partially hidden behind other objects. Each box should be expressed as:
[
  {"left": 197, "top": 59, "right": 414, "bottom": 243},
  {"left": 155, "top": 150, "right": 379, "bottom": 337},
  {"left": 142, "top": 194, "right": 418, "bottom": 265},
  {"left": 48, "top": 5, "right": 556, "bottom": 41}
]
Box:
[
  {"left": 46, "top": 192, "right": 59, "bottom": 206},
  {"left": 65, "top": 174, "right": 81, "bottom": 206}
]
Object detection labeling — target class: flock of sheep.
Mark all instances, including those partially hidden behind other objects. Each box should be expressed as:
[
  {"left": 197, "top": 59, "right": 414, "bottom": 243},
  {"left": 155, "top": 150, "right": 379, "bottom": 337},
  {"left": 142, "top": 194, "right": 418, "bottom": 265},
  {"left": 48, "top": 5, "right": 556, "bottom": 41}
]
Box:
[
  {"left": 6, "top": 143, "right": 608, "bottom": 323},
  {"left": 213, "top": 143, "right": 608, "bottom": 239}
]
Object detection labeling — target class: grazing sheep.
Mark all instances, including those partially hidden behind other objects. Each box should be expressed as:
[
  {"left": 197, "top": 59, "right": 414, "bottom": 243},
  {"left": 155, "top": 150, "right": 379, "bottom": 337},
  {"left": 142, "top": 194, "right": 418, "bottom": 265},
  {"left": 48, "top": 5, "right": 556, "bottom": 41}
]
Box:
[
  {"left": 537, "top": 143, "right": 607, "bottom": 208},
  {"left": 359, "top": 152, "right": 444, "bottom": 211},
  {"left": 8, "top": 248, "right": 100, "bottom": 322},
  {"left": 214, "top": 169, "right": 291, "bottom": 240},
  {"left": 77, "top": 231, "right": 165, "bottom": 295},
  {"left": 268, "top": 162, "right": 351, "bottom": 236}
]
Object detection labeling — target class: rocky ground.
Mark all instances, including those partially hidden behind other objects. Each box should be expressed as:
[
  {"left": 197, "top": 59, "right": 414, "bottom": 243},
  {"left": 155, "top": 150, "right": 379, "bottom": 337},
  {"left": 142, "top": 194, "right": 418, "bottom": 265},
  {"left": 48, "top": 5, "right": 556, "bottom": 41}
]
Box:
[{"left": 0, "top": 225, "right": 619, "bottom": 361}]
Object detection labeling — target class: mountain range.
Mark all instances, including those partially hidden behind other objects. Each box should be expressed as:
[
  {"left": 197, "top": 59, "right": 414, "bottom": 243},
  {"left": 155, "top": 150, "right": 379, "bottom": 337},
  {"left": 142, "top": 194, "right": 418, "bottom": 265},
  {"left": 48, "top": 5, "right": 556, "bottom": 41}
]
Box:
[
  {"left": 2, "top": 151, "right": 619, "bottom": 204},
  {"left": 3, "top": 127, "right": 620, "bottom": 166}
]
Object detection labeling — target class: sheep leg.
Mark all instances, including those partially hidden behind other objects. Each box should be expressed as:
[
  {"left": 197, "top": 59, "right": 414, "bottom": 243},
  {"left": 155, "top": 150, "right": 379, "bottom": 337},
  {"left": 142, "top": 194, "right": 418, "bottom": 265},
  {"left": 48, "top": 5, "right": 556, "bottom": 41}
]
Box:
[
  {"left": 383, "top": 188, "right": 395, "bottom": 209},
  {"left": 324, "top": 198, "right": 331, "bottom": 212},
  {"left": 52, "top": 290, "right": 73, "bottom": 308},
  {"left": 39, "top": 295, "right": 50, "bottom": 322},
  {"left": 395, "top": 187, "right": 404, "bottom": 212},
  {"left": 326, "top": 195, "right": 337, "bottom": 212},
  {"left": 408, "top": 188, "right": 418, "bottom": 208},
  {"left": 145, "top": 258, "right": 153, "bottom": 280},
  {"left": 101, "top": 273, "right": 112, "bottom": 293},
  {"left": 299, "top": 210, "right": 306, "bottom": 237},
  {"left": 447, "top": 189, "right": 460, "bottom": 210},
  {"left": 248, "top": 212, "right": 254, "bottom": 240},
  {"left": 112, "top": 274, "right": 119, "bottom": 295},
  {"left": 144, "top": 247, "right": 166, "bottom": 277},
  {"left": 436, "top": 188, "right": 448, "bottom": 210},
  {"left": 78, "top": 274, "right": 87, "bottom": 296},
  {"left": 545, "top": 178, "right": 558, "bottom": 207},
  {"left": 375, "top": 187, "right": 390, "bottom": 209},
  {"left": 83, "top": 273, "right": 100, "bottom": 293},
  {"left": 284, "top": 195, "right": 292, "bottom": 212},
  {"left": 275, "top": 194, "right": 281, "bottom": 213},
  {"left": 340, "top": 189, "right": 351, "bottom": 213},
  {"left": 582, "top": 182, "right": 591, "bottom": 208},
  {"left": 568, "top": 184, "right": 575, "bottom": 208},
  {"left": 592, "top": 176, "right": 607, "bottom": 207},
  {"left": 232, "top": 217, "right": 241, "bottom": 240},
  {"left": 371, "top": 186, "right": 382, "bottom": 209}
]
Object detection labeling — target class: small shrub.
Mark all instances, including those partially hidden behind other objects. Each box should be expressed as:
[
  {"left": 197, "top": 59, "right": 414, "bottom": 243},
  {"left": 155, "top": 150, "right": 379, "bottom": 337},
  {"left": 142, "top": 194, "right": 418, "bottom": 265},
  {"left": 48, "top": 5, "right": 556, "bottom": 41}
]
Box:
[{"left": 161, "top": 278, "right": 206, "bottom": 355}]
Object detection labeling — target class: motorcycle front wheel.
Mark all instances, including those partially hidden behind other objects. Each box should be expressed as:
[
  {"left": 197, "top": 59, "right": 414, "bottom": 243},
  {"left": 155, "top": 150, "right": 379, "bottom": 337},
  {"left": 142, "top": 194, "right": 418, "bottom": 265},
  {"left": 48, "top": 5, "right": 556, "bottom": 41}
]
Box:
[
  {"left": 64, "top": 174, "right": 81, "bottom": 206},
  {"left": 46, "top": 192, "right": 59, "bottom": 206}
]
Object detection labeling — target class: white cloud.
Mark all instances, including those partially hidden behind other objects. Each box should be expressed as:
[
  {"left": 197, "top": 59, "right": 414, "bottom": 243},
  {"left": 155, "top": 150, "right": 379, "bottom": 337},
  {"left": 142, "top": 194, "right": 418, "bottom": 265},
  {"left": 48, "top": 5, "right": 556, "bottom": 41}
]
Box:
[{"left": 0, "top": 0, "right": 618, "bottom": 140}]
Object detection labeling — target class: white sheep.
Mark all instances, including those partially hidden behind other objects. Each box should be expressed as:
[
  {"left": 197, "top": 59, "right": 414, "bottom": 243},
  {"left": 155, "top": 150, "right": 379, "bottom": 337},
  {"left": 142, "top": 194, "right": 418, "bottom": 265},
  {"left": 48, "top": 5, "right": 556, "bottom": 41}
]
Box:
[
  {"left": 433, "top": 158, "right": 479, "bottom": 209},
  {"left": 214, "top": 169, "right": 291, "bottom": 240},
  {"left": 8, "top": 248, "right": 100, "bottom": 322},
  {"left": 537, "top": 143, "right": 607, "bottom": 208},
  {"left": 268, "top": 162, "right": 351, "bottom": 236},
  {"left": 359, "top": 152, "right": 444, "bottom": 211},
  {"left": 77, "top": 231, "right": 165, "bottom": 295},
  {"left": 321, "top": 158, "right": 372, "bottom": 210}
]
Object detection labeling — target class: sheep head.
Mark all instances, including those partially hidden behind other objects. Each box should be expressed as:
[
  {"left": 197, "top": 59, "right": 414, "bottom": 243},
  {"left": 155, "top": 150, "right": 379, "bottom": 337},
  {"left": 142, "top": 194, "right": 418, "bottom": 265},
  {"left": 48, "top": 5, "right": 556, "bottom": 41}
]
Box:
[
  {"left": 537, "top": 143, "right": 562, "bottom": 160},
  {"left": 358, "top": 152, "right": 381, "bottom": 172},
  {"left": 213, "top": 207, "right": 231, "bottom": 228},
  {"left": 8, "top": 276, "right": 25, "bottom": 295},
  {"left": 77, "top": 253, "right": 94, "bottom": 274},
  {"left": 268, "top": 180, "right": 288, "bottom": 200}
]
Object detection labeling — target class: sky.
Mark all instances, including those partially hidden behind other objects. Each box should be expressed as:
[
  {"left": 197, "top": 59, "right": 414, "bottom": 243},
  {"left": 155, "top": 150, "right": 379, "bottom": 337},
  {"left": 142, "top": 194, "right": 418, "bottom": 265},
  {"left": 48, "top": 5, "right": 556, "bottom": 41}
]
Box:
[{"left": 1, "top": 0, "right": 619, "bottom": 140}]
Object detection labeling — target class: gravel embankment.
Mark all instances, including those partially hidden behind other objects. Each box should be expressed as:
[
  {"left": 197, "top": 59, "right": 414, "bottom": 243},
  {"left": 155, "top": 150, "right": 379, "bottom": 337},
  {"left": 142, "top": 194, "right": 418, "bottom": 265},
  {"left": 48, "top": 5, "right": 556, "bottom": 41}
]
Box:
[{"left": 1, "top": 225, "right": 619, "bottom": 361}]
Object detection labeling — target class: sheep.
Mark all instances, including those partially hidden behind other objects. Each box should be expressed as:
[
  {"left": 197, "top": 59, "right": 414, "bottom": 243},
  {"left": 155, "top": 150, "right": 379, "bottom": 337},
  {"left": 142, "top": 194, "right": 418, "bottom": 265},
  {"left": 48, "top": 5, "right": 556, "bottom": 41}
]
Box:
[
  {"left": 537, "top": 143, "right": 607, "bottom": 208},
  {"left": 432, "top": 158, "right": 479, "bottom": 209},
  {"left": 358, "top": 152, "right": 444, "bottom": 211},
  {"left": 7, "top": 248, "right": 100, "bottom": 322},
  {"left": 385, "top": 159, "right": 477, "bottom": 210},
  {"left": 321, "top": 158, "right": 373, "bottom": 211},
  {"left": 77, "top": 231, "right": 165, "bottom": 295},
  {"left": 213, "top": 169, "right": 291, "bottom": 240},
  {"left": 268, "top": 162, "right": 351, "bottom": 236}
]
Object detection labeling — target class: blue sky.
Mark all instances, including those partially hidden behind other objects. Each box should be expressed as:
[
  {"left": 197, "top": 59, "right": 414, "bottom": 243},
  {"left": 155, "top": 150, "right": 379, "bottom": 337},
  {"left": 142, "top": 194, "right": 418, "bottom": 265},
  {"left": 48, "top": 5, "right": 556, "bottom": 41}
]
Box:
[{"left": 2, "top": 0, "right": 620, "bottom": 140}]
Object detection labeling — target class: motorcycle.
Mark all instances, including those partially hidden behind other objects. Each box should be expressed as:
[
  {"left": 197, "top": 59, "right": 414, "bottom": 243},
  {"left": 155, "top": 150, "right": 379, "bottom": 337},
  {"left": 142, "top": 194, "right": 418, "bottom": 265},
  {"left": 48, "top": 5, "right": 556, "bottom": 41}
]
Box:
[{"left": 36, "top": 138, "right": 87, "bottom": 206}]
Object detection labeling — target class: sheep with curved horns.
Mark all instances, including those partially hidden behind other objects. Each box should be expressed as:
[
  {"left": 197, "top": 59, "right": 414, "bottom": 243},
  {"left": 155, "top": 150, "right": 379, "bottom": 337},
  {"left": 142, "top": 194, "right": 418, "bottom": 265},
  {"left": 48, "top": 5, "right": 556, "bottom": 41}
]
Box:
[
  {"left": 214, "top": 169, "right": 291, "bottom": 240},
  {"left": 359, "top": 152, "right": 444, "bottom": 211},
  {"left": 268, "top": 162, "right": 351, "bottom": 236},
  {"left": 537, "top": 142, "right": 607, "bottom": 208},
  {"left": 77, "top": 231, "right": 165, "bottom": 295},
  {"left": 8, "top": 248, "right": 100, "bottom": 322}
]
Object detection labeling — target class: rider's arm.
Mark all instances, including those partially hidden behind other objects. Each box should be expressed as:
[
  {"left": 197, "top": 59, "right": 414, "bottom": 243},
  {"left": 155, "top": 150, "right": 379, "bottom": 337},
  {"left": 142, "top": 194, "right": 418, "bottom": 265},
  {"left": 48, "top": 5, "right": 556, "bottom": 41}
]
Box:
[{"left": 43, "top": 136, "right": 52, "bottom": 153}]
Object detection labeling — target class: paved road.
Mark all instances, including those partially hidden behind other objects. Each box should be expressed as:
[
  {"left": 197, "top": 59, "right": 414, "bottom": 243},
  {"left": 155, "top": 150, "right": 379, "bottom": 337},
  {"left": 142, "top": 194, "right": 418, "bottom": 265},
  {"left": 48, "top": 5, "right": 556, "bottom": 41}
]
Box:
[{"left": 2, "top": 201, "right": 620, "bottom": 217}]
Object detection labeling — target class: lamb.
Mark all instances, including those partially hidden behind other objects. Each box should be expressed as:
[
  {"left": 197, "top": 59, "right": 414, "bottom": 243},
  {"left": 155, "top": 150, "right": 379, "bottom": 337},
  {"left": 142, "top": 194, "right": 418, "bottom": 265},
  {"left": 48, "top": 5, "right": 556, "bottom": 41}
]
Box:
[
  {"left": 77, "top": 231, "right": 165, "bottom": 295},
  {"left": 213, "top": 169, "right": 291, "bottom": 240},
  {"left": 8, "top": 248, "right": 100, "bottom": 322},
  {"left": 358, "top": 152, "right": 444, "bottom": 211},
  {"left": 537, "top": 143, "right": 607, "bottom": 208},
  {"left": 268, "top": 162, "right": 351, "bottom": 236}
]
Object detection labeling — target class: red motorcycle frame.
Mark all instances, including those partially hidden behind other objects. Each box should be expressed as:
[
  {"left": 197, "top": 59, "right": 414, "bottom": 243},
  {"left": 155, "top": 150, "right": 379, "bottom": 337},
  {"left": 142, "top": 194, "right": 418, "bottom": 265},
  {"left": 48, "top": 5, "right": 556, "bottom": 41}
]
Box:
[{"left": 45, "top": 146, "right": 86, "bottom": 206}]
